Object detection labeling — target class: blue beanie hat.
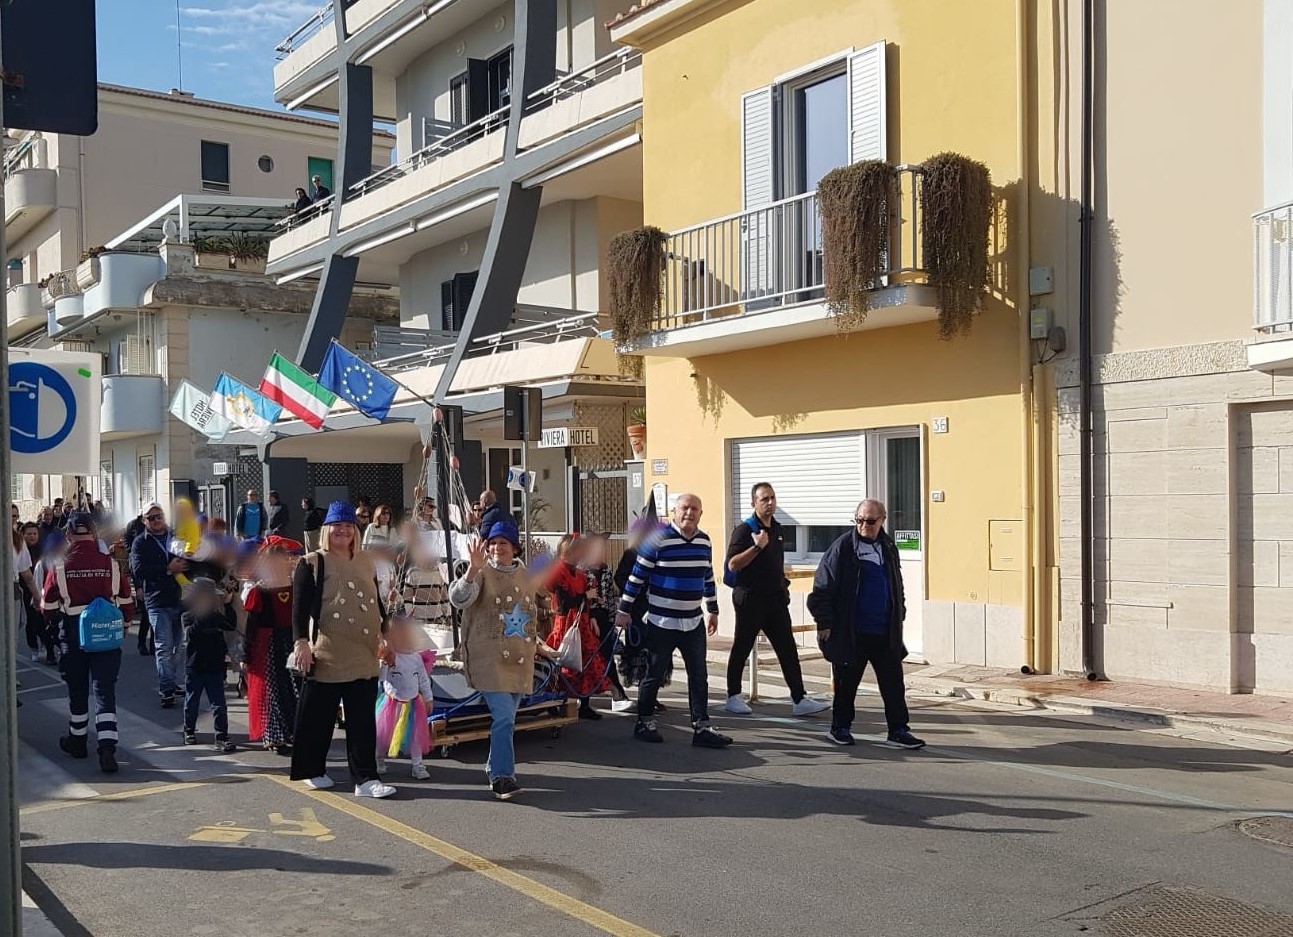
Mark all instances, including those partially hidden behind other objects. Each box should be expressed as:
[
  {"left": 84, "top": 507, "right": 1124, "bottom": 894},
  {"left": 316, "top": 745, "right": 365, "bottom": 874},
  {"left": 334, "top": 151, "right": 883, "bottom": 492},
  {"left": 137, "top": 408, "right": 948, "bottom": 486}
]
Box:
[
  {"left": 236, "top": 537, "right": 263, "bottom": 560},
  {"left": 485, "top": 519, "right": 521, "bottom": 550},
  {"left": 323, "top": 500, "right": 357, "bottom": 526},
  {"left": 42, "top": 529, "right": 66, "bottom": 552}
]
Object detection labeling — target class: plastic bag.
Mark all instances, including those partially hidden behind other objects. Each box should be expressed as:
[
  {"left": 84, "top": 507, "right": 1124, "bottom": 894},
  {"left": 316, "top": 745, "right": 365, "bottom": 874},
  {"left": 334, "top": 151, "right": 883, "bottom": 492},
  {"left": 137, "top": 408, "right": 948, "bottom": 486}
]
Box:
[
  {"left": 554, "top": 623, "right": 584, "bottom": 672},
  {"left": 78, "top": 597, "right": 124, "bottom": 652}
]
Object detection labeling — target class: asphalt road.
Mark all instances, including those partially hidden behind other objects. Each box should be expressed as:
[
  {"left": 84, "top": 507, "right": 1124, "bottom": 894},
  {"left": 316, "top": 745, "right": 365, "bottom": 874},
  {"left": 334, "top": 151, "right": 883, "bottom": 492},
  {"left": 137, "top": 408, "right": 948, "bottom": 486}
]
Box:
[{"left": 14, "top": 645, "right": 1293, "bottom": 937}]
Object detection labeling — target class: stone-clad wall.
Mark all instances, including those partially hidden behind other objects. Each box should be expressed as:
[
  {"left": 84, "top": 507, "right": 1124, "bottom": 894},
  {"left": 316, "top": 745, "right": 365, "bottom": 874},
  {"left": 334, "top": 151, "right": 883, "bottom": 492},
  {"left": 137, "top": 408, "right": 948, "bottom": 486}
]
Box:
[{"left": 1054, "top": 340, "right": 1293, "bottom": 694}]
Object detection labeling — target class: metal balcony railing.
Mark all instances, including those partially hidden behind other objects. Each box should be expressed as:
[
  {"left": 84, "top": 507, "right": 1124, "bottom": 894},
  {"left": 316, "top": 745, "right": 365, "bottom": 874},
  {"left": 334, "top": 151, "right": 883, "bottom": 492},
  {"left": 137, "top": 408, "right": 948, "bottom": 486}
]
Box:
[
  {"left": 373, "top": 310, "right": 602, "bottom": 373},
  {"left": 348, "top": 106, "right": 509, "bottom": 200},
  {"left": 1254, "top": 201, "right": 1293, "bottom": 331},
  {"left": 275, "top": 2, "right": 336, "bottom": 58},
  {"left": 656, "top": 164, "right": 927, "bottom": 328},
  {"left": 2, "top": 136, "right": 45, "bottom": 182},
  {"left": 525, "top": 47, "right": 642, "bottom": 112}
]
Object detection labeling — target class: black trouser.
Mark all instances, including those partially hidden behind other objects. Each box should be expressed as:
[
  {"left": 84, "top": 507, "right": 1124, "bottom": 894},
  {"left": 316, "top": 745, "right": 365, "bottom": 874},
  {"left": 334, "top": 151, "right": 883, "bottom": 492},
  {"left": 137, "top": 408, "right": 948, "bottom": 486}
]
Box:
[
  {"left": 725, "top": 590, "right": 806, "bottom": 701},
  {"left": 136, "top": 601, "right": 153, "bottom": 652},
  {"left": 61, "top": 645, "right": 122, "bottom": 752},
  {"left": 830, "top": 633, "right": 909, "bottom": 733},
  {"left": 24, "top": 601, "right": 55, "bottom": 658},
  {"left": 291, "top": 677, "right": 380, "bottom": 784},
  {"left": 637, "top": 624, "right": 710, "bottom": 729},
  {"left": 184, "top": 671, "right": 229, "bottom": 738}
]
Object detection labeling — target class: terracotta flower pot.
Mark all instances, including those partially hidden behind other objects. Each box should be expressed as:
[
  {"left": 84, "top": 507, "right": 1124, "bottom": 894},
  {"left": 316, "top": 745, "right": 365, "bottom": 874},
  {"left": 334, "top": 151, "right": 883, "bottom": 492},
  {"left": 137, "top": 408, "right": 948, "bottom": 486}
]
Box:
[{"left": 626, "top": 423, "right": 647, "bottom": 457}]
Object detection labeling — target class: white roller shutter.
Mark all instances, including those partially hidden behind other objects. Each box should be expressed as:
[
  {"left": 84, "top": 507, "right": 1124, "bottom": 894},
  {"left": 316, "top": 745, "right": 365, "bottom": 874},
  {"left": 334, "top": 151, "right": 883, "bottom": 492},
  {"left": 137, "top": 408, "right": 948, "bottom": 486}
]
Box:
[
  {"left": 730, "top": 432, "right": 867, "bottom": 527},
  {"left": 847, "top": 40, "right": 887, "bottom": 163},
  {"left": 741, "top": 86, "right": 777, "bottom": 300}
]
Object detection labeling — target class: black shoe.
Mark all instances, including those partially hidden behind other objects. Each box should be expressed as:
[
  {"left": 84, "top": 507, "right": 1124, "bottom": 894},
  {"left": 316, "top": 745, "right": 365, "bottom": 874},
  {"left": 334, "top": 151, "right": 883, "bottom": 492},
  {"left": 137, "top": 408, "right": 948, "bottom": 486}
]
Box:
[
  {"left": 578, "top": 705, "right": 603, "bottom": 721},
  {"left": 491, "top": 777, "right": 521, "bottom": 801},
  {"left": 274, "top": 744, "right": 294, "bottom": 757},
  {"left": 58, "top": 735, "right": 88, "bottom": 759},
  {"left": 98, "top": 748, "right": 119, "bottom": 773},
  {"left": 826, "top": 726, "right": 856, "bottom": 746},
  {"left": 692, "top": 726, "right": 733, "bottom": 749},
  {"left": 654, "top": 701, "right": 668, "bottom": 713},
  {"left": 634, "top": 720, "right": 663, "bottom": 743},
  {"left": 138, "top": 645, "right": 152, "bottom": 657},
  {"left": 43, "top": 652, "right": 57, "bottom": 666},
  {"left": 160, "top": 694, "right": 175, "bottom": 709},
  {"left": 214, "top": 738, "right": 237, "bottom": 754},
  {"left": 183, "top": 731, "right": 197, "bottom": 745},
  {"left": 884, "top": 728, "right": 926, "bottom": 750}
]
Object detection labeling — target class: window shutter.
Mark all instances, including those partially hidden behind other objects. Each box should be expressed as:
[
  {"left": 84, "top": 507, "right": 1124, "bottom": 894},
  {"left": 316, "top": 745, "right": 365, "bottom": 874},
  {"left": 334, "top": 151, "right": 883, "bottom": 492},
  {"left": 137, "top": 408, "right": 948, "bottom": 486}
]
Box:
[
  {"left": 847, "top": 41, "right": 887, "bottom": 163},
  {"left": 740, "top": 86, "right": 775, "bottom": 210},
  {"left": 730, "top": 432, "right": 868, "bottom": 527}
]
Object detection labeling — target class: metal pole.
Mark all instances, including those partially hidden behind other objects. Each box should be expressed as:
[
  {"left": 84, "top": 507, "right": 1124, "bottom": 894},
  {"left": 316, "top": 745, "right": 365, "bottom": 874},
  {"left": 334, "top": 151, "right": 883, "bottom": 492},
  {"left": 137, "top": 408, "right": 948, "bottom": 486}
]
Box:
[
  {"left": 433, "top": 417, "right": 458, "bottom": 650},
  {"left": 0, "top": 9, "right": 24, "bottom": 929},
  {"left": 520, "top": 437, "right": 530, "bottom": 555}
]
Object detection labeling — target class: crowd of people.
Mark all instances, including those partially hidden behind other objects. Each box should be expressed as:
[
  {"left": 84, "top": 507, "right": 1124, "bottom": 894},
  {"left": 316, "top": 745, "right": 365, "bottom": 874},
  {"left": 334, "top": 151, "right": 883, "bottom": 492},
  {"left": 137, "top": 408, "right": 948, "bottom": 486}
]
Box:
[{"left": 13, "top": 480, "right": 924, "bottom": 799}]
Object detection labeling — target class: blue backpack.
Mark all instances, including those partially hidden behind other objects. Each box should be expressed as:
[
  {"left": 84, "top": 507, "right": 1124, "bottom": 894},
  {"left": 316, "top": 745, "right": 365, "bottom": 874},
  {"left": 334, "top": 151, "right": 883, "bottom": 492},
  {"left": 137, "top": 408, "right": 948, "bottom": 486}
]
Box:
[
  {"left": 722, "top": 516, "right": 762, "bottom": 588},
  {"left": 77, "top": 597, "right": 125, "bottom": 653}
]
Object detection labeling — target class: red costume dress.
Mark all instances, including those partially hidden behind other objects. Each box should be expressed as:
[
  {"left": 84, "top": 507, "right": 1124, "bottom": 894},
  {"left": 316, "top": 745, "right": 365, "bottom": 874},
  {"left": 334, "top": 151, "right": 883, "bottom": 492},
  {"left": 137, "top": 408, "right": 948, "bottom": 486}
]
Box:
[
  {"left": 244, "top": 585, "right": 297, "bottom": 748},
  {"left": 545, "top": 560, "right": 610, "bottom": 697}
]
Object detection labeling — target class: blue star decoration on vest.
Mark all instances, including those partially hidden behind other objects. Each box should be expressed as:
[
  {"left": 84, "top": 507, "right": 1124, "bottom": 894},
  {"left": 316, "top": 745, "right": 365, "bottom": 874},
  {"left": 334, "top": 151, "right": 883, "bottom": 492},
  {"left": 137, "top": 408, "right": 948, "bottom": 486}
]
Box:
[{"left": 502, "top": 603, "right": 530, "bottom": 638}]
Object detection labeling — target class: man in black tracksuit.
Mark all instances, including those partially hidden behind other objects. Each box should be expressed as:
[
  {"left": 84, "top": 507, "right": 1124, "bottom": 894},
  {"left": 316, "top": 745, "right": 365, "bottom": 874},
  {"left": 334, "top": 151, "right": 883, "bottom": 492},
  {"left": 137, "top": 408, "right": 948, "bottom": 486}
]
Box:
[
  {"left": 723, "top": 482, "right": 829, "bottom": 717},
  {"left": 807, "top": 498, "right": 924, "bottom": 749}
]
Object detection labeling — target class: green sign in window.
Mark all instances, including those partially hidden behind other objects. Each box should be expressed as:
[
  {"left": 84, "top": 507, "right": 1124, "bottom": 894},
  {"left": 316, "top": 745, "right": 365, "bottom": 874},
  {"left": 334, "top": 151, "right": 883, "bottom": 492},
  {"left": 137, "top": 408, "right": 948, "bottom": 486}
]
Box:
[{"left": 894, "top": 530, "right": 921, "bottom": 551}]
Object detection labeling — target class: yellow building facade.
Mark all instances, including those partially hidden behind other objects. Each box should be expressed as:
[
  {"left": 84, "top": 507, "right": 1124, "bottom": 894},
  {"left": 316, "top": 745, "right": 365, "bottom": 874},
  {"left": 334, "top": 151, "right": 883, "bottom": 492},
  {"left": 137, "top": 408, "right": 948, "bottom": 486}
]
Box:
[{"left": 613, "top": 0, "right": 1046, "bottom": 669}]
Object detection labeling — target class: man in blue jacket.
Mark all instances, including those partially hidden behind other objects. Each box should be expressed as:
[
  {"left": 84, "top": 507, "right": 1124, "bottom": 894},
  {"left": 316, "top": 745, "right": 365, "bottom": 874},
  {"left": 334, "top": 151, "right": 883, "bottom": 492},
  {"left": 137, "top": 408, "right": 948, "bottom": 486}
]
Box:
[
  {"left": 129, "top": 502, "right": 188, "bottom": 708},
  {"left": 807, "top": 498, "right": 924, "bottom": 749}
]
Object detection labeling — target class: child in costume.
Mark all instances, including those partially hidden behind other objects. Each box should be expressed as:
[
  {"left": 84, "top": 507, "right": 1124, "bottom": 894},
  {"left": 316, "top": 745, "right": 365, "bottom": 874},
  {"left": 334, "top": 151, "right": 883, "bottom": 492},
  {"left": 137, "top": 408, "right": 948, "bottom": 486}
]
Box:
[{"left": 375, "top": 614, "right": 435, "bottom": 779}]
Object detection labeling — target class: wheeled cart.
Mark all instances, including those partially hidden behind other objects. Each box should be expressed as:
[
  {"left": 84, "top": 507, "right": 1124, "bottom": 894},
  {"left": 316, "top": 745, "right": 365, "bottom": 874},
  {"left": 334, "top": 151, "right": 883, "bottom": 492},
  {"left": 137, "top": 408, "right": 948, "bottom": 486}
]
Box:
[{"left": 427, "top": 659, "right": 578, "bottom": 758}]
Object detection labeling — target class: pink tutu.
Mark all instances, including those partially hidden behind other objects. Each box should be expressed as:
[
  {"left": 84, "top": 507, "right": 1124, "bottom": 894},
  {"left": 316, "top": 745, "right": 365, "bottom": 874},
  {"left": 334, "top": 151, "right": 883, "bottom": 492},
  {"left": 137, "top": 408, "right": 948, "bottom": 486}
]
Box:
[{"left": 375, "top": 692, "right": 431, "bottom": 758}]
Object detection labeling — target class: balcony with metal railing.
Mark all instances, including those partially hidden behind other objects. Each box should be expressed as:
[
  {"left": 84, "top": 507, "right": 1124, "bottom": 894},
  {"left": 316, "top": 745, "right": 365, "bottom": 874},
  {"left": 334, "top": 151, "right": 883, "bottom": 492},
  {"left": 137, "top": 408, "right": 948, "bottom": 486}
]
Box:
[
  {"left": 1254, "top": 201, "right": 1293, "bottom": 333},
  {"left": 519, "top": 47, "right": 643, "bottom": 150},
  {"left": 273, "top": 0, "right": 393, "bottom": 107},
  {"left": 628, "top": 165, "right": 936, "bottom": 357},
  {"left": 4, "top": 136, "right": 56, "bottom": 242},
  {"left": 268, "top": 107, "right": 508, "bottom": 266}
]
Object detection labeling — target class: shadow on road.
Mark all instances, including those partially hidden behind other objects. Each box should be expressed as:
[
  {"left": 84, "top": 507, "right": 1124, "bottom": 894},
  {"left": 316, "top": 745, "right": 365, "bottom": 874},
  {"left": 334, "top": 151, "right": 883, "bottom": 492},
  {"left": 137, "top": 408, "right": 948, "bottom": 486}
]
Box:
[{"left": 23, "top": 842, "right": 391, "bottom": 875}]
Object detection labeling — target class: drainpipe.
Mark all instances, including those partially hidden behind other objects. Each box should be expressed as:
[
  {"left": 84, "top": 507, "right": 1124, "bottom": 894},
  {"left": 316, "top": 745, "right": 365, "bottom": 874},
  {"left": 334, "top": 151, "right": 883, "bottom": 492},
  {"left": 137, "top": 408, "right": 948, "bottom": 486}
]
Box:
[
  {"left": 1078, "top": 0, "right": 1099, "bottom": 680},
  {"left": 1014, "top": 0, "right": 1041, "bottom": 675}
]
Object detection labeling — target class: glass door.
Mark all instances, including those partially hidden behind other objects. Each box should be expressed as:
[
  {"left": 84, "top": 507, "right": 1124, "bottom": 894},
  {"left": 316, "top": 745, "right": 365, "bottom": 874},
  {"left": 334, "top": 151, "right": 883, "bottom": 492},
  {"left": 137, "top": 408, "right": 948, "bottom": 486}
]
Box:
[{"left": 868, "top": 428, "right": 925, "bottom": 656}]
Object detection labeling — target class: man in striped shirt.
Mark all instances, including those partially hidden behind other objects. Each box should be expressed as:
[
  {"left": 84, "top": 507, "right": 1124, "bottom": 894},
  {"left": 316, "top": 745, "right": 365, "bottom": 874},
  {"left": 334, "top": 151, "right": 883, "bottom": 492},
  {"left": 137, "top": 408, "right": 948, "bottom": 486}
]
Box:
[{"left": 616, "top": 493, "right": 733, "bottom": 748}]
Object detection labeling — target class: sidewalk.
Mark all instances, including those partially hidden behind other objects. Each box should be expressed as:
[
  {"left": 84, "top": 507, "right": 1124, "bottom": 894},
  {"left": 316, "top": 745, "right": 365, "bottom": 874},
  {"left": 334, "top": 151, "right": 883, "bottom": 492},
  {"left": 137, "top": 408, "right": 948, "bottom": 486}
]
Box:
[
  {"left": 23, "top": 891, "right": 61, "bottom": 937},
  {"left": 706, "top": 636, "right": 1293, "bottom": 748}
]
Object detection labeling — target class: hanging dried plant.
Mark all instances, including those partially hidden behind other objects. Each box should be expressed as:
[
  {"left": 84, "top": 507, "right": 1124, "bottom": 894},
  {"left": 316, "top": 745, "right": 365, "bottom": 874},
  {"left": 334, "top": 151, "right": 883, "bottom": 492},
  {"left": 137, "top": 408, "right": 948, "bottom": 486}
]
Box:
[
  {"left": 921, "top": 152, "right": 993, "bottom": 339},
  {"left": 817, "top": 160, "right": 894, "bottom": 332},
  {"left": 607, "top": 225, "right": 668, "bottom": 377}
]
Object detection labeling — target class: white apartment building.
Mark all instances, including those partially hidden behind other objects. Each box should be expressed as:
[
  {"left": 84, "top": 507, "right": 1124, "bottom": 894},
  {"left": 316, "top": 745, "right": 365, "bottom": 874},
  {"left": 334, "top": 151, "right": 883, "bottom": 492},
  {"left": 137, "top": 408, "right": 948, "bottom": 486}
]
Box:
[
  {"left": 5, "top": 83, "right": 394, "bottom": 520},
  {"left": 253, "top": 0, "right": 646, "bottom": 536}
]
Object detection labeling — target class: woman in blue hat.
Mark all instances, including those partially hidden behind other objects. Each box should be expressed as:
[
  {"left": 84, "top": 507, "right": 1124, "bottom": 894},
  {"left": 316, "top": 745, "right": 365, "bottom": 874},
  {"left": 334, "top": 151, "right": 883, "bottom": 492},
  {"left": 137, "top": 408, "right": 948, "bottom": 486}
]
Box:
[
  {"left": 448, "top": 519, "right": 559, "bottom": 801},
  {"left": 289, "top": 501, "right": 397, "bottom": 799}
]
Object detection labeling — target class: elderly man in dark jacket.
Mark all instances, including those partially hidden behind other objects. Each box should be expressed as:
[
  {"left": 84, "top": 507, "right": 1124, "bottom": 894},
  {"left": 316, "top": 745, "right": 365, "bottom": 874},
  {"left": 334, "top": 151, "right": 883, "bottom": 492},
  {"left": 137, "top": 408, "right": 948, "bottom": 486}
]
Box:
[{"left": 807, "top": 498, "right": 924, "bottom": 750}]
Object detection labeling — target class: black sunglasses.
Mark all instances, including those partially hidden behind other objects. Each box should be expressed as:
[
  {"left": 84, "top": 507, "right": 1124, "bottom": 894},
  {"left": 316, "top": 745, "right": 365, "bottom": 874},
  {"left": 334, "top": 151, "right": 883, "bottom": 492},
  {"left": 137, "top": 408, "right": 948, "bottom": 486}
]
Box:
[
  {"left": 145, "top": 513, "right": 165, "bottom": 521},
  {"left": 854, "top": 517, "right": 883, "bottom": 525}
]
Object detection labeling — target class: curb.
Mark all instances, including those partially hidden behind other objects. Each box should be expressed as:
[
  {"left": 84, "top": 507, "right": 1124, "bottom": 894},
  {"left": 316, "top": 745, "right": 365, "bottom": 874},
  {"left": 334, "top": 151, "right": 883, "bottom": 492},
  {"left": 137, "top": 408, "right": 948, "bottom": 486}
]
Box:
[{"left": 905, "top": 676, "right": 1293, "bottom": 749}]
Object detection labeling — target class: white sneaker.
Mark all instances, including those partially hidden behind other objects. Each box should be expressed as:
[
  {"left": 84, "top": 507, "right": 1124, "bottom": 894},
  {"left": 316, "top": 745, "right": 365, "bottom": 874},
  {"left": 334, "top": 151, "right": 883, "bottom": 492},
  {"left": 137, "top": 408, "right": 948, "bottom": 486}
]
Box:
[
  {"left": 724, "top": 695, "right": 753, "bottom": 715},
  {"left": 611, "top": 698, "right": 634, "bottom": 713},
  {"left": 411, "top": 763, "right": 430, "bottom": 780},
  {"left": 29, "top": 651, "right": 40, "bottom": 663},
  {"left": 303, "top": 775, "right": 334, "bottom": 790},
  {"left": 355, "top": 779, "right": 397, "bottom": 799},
  {"left": 792, "top": 697, "right": 831, "bottom": 717}
]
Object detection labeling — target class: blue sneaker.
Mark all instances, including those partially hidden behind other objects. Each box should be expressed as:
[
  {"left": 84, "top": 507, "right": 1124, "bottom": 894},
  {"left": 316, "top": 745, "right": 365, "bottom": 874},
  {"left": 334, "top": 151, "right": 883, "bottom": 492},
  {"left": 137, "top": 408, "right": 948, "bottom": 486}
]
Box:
[
  {"left": 885, "top": 728, "right": 926, "bottom": 750},
  {"left": 826, "top": 726, "right": 855, "bottom": 746}
]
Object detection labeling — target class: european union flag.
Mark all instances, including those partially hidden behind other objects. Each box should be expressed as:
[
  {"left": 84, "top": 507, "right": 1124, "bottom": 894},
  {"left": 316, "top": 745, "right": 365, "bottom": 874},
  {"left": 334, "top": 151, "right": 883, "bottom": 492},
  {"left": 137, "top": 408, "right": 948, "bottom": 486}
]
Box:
[{"left": 318, "top": 342, "right": 399, "bottom": 421}]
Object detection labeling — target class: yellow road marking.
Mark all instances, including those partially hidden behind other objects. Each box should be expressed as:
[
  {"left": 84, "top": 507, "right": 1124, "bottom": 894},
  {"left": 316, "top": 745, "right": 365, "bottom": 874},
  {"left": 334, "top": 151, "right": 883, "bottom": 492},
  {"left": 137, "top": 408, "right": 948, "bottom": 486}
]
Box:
[
  {"left": 21, "top": 780, "right": 214, "bottom": 816},
  {"left": 262, "top": 773, "right": 661, "bottom": 937}
]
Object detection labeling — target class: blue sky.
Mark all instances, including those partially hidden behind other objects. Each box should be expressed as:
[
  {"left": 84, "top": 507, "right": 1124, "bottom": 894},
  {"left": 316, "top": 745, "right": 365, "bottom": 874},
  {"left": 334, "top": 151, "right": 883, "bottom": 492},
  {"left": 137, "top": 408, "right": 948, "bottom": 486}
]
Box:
[{"left": 98, "top": 1, "right": 322, "bottom": 110}]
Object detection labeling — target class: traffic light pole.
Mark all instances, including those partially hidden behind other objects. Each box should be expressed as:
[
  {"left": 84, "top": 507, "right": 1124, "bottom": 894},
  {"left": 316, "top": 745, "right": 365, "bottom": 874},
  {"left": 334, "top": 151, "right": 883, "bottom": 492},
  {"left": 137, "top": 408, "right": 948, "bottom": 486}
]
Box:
[{"left": 0, "top": 13, "right": 26, "bottom": 933}]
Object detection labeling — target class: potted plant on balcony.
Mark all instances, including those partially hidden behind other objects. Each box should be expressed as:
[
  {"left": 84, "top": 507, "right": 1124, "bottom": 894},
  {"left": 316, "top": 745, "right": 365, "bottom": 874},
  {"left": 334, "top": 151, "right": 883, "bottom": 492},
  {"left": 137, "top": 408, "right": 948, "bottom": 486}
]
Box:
[
  {"left": 608, "top": 225, "right": 667, "bottom": 377},
  {"left": 194, "top": 234, "right": 271, "bottom": 272},
  {"left": 818, "top": 160, "right": 895, "bottom": 332},
  {"left": 75, "top": 246, "right": 108, "bottom": 290},
  {"left": 921, "top": 152, "right": 993, "bottom": 338},
  {"left": 40, "top": 270, "right": 78, "bottom": 305},
  {"left": 626, "top": 405, "right": 647, "bottom": 457}
]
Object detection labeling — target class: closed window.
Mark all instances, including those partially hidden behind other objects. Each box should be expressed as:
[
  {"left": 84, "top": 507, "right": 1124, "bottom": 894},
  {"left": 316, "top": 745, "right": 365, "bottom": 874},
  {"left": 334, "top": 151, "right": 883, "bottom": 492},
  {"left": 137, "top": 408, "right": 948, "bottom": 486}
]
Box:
[
  {"left": 440, "top": 270, "right": 478, "bottom": 331},
  {"left": 138, "top": 453, "right": 155, "bottom": 504},
  {"left": 200, "top": 140, "right": 230, "bottom": 192},
  {"left": 486, "top": 47, "right": 512, "bottom": 113},
  {"left": 449, "top": 72, "right": 468, "bottom": 128}
]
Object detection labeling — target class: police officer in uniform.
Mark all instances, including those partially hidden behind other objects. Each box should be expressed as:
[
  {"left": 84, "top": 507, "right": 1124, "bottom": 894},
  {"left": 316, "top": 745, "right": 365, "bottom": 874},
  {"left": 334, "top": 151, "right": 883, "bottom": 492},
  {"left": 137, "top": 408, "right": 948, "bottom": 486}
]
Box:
[{"left": 42, "top": 513, "right": 134, "bottom": 773}]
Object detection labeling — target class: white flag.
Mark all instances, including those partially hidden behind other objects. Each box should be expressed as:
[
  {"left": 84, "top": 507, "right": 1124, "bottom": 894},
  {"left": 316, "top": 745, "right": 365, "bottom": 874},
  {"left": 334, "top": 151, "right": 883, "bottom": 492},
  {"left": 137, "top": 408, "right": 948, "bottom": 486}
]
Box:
[{"left": 169, "top": 379, "right": 232, "bottom": 442}]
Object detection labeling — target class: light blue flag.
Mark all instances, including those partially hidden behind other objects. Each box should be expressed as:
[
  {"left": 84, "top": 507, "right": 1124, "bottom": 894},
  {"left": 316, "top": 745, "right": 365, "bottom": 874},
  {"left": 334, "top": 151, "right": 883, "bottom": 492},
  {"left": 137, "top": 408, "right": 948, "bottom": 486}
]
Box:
[{"left": 210, "top": 372, "right": 282, "bottom": 437}]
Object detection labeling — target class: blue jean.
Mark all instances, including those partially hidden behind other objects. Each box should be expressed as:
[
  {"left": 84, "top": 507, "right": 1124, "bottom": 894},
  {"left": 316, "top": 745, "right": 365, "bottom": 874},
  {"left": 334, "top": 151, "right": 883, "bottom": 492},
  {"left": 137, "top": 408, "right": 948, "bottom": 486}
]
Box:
[
  {"left": 149, "top": 605, "right": 183, "bottom": 696},
  {"left": 482, "top": 691, "right": 522, "bottom": 781},
  {"left": 184, "top": 671, "right": 229, "bottom": 739}
]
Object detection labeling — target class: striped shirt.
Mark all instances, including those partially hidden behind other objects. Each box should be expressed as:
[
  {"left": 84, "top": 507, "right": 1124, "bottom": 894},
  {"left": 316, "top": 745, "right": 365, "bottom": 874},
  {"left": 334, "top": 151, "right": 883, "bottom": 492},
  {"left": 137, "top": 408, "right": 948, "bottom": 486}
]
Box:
[{"left": 618, "top": 523, "right": 718, "bottom": 631}]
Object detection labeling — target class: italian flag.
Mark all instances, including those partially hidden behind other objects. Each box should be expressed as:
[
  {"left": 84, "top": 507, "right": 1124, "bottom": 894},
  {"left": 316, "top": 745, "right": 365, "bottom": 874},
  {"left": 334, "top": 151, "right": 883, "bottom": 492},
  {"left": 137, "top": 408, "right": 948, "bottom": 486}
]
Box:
[{"left": 259, "top": 352, "right": 337, "bottom": 429}]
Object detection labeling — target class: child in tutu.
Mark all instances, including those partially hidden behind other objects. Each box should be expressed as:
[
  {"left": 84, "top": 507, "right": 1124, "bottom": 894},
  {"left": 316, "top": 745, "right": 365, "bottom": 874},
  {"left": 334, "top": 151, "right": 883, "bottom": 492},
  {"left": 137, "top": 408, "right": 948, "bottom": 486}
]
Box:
[{"left": 375, "top": 614, "right": 435, "bottom": 779}]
